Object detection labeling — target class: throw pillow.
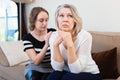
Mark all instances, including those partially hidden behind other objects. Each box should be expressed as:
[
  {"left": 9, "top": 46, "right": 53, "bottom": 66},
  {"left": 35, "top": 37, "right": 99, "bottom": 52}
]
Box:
[
  {"left": 0, "top": 41, "right": 30, "bottom": 66},
  {"left": 92, "top": 47, "right": 119, "bottom": 79}
]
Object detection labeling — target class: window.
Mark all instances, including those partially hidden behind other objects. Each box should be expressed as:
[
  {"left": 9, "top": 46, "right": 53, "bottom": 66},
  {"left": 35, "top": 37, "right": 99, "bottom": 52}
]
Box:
[{"left": 0, "top": 0, "right": 18, "bottom": 41}]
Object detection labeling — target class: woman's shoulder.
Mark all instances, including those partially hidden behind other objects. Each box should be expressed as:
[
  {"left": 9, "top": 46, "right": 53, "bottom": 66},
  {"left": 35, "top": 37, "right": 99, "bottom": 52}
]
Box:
[
  {"left": 77, "top": 29, "right": 92, "bottom": 39},
  {"left": 22, "top": 33, "right": 33, "bottom": 41},
  {"left": 51, "top": 31, "right": 57, "bottom": 38},
  {"left": 49, "top": 31, "right": 58, "bottom": 42},
  {"left": 79, "top": 29, "right": 91, "bottom": 36}
]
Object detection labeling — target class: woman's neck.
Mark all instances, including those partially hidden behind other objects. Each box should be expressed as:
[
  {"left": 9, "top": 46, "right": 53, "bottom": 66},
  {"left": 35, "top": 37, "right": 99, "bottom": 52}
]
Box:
[
  {"left": 31, "top": 29, "right": 47, "bottom": 41},
  {"left": 32, "top": 29, "right": 47, "bottom": 36}
]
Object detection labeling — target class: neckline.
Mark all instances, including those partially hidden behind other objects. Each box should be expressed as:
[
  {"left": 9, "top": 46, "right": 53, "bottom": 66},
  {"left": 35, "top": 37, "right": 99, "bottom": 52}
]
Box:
[{"left": 30, "top": 33, "right": 45, "bottom": 42}]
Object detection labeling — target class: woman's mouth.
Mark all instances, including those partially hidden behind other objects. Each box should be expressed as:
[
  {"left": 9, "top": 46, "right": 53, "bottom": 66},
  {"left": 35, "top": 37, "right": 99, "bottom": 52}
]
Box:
[{"left": 62, "top": 24, "right": 69, "bottom": 28}]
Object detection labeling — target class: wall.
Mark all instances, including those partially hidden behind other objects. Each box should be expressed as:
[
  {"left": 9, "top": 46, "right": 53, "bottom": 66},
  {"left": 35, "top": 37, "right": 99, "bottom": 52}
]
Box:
[{"left": 25, "top": 0, "right": 120, "bottom": 32}]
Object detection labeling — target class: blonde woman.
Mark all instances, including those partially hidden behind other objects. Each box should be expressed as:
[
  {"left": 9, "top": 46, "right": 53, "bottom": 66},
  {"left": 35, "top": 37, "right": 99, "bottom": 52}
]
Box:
[{"left": 48, "top": 4, "right": 102, "bottom": 80}]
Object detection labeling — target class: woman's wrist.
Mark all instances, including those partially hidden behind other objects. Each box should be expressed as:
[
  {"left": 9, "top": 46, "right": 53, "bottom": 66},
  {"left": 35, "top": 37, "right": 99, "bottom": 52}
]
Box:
[
  {"left": 44, "top": 43, "right": 49, "bottom": 48},
  {"left": 53, "top": 43, "right": 59, "bottom": 48}
]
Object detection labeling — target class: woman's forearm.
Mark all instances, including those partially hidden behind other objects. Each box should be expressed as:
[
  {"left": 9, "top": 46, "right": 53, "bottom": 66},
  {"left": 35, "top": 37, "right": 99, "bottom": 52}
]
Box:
[
  {"left": 67, "top": 43, "right": 78, "bottom": 64},
  {"left": 33, "top": 44, "right": 48, "bottom": 65},
  {"left": 53, "top": 45, "right": 63, "bottom": 62}
]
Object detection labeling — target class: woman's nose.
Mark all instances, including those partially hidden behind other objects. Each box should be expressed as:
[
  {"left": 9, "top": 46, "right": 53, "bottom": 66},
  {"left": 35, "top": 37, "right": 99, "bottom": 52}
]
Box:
[
  {"left": 63, "top": 16, "right": 68, "bottom": 21},
  {"left": 43, "top": 21, "right": 47, "bottom": 25}
]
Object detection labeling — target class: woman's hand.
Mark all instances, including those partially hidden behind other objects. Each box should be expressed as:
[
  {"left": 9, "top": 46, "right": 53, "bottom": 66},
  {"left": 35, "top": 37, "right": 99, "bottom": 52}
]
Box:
[
  {"left": 54, "top": 35, "right": 63, "bottom": 47},
  {"left": 58, "top": 30, "right": 73, "bottom": 48},
  {"left": 44, "top": 31, "right": 52, "bottom": 47}
]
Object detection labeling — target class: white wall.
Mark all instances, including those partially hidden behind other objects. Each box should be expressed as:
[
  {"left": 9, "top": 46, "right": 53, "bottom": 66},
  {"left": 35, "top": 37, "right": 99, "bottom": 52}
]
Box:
[{"left": 25, "top": 0, "right": 120, "bottom": 32}]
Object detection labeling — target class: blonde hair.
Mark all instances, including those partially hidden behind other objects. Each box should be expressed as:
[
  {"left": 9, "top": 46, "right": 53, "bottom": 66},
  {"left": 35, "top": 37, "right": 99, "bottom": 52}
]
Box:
[{"left": 55, "top": 4, "right": 82, "bottom": 36}]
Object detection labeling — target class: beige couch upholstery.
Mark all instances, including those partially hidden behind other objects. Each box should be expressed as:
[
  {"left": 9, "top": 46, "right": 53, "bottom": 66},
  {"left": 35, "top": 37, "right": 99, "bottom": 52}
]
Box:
[
  {"left": 90, "top": 31, "right": 120, "bottom": 80},
  {"left": 0, "top": 41, "right": 28, "bottom": 80},
  {"left": 0, "top": 31, "right": 120, "bottom": 80}
]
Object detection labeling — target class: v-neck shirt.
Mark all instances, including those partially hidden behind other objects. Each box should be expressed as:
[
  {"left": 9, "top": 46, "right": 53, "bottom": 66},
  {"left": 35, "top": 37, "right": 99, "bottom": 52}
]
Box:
[{"left": 49, "top": 29, "right": 100, "bottom": 74}]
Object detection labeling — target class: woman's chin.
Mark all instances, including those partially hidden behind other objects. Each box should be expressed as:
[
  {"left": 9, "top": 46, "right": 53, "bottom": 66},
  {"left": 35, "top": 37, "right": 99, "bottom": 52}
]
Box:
[{"left": 60, "top": 28, "right": 68, "bottom": 31}]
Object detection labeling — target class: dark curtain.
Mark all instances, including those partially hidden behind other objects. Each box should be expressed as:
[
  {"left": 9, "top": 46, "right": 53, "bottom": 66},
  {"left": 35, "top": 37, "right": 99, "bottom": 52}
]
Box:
[{"left": 17, "top": 3, "right": 28, "bottom": 40}]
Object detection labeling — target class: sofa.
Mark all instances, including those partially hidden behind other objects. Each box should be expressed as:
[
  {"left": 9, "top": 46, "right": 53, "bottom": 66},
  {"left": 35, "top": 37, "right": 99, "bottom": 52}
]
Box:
[{"left": 0, "top": 31, "right": 120, "bottom": 80}]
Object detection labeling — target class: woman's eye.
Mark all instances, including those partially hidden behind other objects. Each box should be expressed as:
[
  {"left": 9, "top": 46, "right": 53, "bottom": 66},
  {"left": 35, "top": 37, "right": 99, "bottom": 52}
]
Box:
[
  {"left": 68, "top": 15, "right": 73, "bottom": 18},
  {"left": 38, "top": 19, "right": 48, "bottom": 23},
  {"left": 45, "top": 19, "right": 48, "bottom": 22},
  {"left": 59, "top": 15, "right": 64, "bottom": 17},
  {"left": 38, "top": 19, "right": 43, "bottom": 22}
]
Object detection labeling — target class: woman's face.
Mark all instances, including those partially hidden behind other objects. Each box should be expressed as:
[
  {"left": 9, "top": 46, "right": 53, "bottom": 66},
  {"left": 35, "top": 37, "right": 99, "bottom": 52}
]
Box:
[
  {"left": 57, "top": 8, "right": 75, "bottom": 32},
  {"left": 35, "top": 11, "right": 49, "bottom": 31}
]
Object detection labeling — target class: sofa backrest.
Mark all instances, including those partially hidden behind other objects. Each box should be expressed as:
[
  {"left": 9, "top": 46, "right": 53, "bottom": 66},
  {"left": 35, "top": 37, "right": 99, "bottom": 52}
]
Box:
[{"left": 90, "top": 31, "right": 120, "bottom": 74}]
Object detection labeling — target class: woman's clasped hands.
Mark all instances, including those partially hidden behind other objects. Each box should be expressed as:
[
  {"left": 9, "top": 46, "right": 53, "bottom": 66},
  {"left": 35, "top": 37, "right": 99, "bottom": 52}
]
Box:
[{"left": 54, "top": 29, "right": 74, "bottom": 49}]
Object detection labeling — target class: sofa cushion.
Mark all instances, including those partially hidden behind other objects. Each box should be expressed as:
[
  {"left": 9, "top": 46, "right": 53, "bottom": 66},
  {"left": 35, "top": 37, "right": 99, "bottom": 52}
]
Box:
[
  {"left": 92, "top": 47, "right": 119, "bottom": 79},
  {"left": 0, "top": 41, "right": 29, "bottom": 66}
]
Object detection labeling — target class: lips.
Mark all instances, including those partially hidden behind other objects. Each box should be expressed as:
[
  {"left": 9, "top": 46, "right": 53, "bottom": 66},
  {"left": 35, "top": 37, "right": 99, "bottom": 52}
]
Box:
[{"left": 62, "top": 24, "right": 69, "bottom": 27}]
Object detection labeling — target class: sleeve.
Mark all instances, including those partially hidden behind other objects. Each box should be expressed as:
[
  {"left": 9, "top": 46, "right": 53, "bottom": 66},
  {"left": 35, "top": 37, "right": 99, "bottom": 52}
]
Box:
[
  {"left": 23, "top": 40, "right": 34, "bottom": 52},
  {"left": 22, "top": 35, "right": 34, "bottom": 52},
  {"left": 51, "top": 59, "right": 64, "bottom": 71},
  {"left": 68, "top": 32, "right": 92, "bottom": 73}
]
